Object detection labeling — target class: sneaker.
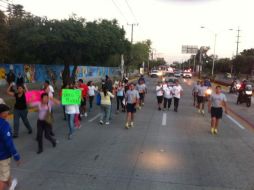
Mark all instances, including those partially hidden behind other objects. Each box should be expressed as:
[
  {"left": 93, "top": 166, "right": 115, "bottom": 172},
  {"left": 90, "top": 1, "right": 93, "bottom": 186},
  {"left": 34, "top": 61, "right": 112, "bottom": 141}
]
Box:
[
  {"left": 211, "top": 128, "right": 215, "bottom": 135},
  {"left": 68, "top": 134, "right": 73, "bottom": 140},
  {"left": 125, "top": 123, "right": 129, "bottom": 129},
  {"left": 138, "top": 106, "right": 141, "bottom": 110},
  {"left": 201, "top": 110, "right": 205, "bottom": 115},
  {"left": 105, "top": 122, "right": 110, "bottom": 125},
  {"left": 130, "top": 122, "right": 134, "bottom": 127},
  {"left": 198, "top": 109, "right": 201, "bottom": 113},
  {"left": 84, "top": 113, "right": 88, "bottom": 117},
  {"left": 214, "top": 128, "right": 218, "bottom": 134},
  {"left": 9, "top": 178, "right": 18, "bottom": 190},
  {"left": 99, "top": 120, "right": 103, "bottom": 125},
  {"left": 80, "top": 113, "right": 84, "bottom": 117},
  {"left": 142, "top": 103, "right": 145, "bottom": 106}
]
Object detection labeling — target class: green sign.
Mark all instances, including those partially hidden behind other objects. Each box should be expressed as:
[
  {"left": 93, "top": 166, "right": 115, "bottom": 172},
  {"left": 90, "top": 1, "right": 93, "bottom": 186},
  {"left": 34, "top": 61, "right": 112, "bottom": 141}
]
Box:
[{"left": 62, "top": 89, "right": 82, "bottom": 105}]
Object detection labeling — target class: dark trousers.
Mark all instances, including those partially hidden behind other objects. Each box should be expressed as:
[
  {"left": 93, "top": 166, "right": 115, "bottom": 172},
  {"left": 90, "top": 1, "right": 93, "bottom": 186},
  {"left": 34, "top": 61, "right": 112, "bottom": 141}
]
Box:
[
  {"left": 89, "top": 96, "right": 94, "bottom": 109},
  {"left": 62, "top": 106, "right": 66, "bottom": 120},
  {"left": 117, "top": 96, "right": 124, "bottom": 110},
  {"left": 164, "top": 98, "right": 172, "bottom": 109},
  {"left": 13, "top": 109, "right": 32, "bottom": 136},
  {"left": 174, "top": 97, "right": 180, "bottom": 111},
  {"left": 37, "top": 120, "right": 56, "bottom": 151}
]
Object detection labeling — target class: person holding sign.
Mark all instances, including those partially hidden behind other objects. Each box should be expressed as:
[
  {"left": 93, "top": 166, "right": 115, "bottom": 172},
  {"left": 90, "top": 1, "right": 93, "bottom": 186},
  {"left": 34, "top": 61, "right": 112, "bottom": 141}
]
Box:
[
  {"left": 7, "top": 83, "right": 32, "bottom": 138},
  {"left": 63, "top": 84, "right": 81, "bottom": 139},
  {"left": 30, "top": 93, "right": 60, "bottom": 154}
]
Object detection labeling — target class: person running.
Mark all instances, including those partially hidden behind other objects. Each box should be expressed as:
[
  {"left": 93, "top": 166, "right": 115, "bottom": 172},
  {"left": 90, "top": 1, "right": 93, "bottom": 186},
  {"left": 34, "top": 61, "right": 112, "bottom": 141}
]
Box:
[
  {"left": 30, "top": 93, "right": 60, "bottom": 154},
  {"left": 87, "top": 81, "right": 97, "bottom": 112},
  {"left": 172, "top": 80, "right": 183, "bottom": 112},
  {"left": 0, "top": 104, "right": 21, "bottom": 190},
  {"left": 163, "top": 81, "right": 173, "bottom": 110},
  {"left": 197, "top": 81, "right": 207, "bottom": 115},
  {"left": 78, "top": 79, "right": 89, "bottom": 117},
  {"left": 125, "top": 83, "right": 140, "bottom": 129},
  {"left": 116, "top": 81, "right": 125, "bottom": 113},
  {"left": 208, "top": 86, "right": 228, "bottom": 135},
  {"left": 136, "top": 80, "right": 147, "bottom": 107},
  {"left": 7, "top": 83, "right": 32, "bottom": 138},
  {"left": 99, "top": 86, "right": 115, "bottom": 125},
  {"left": 192, "top": 80, "right": 200, "bottom": 107},
  {"left": 156, "top": 81, "right": 164, "bottom": 111}
]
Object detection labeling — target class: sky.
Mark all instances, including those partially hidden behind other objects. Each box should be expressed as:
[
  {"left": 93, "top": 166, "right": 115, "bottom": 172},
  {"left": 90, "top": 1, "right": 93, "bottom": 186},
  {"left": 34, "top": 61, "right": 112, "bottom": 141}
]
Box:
[{"left": 7, "top": 0, "right": 254, "bottom": 63}]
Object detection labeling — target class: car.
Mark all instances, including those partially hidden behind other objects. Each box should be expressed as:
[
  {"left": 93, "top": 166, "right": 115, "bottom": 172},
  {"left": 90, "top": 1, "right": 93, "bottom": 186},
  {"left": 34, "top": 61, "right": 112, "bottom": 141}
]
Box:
[
  {"left": 174, "top": 72, "right": 181, "bottom": 77},
  {"left": 183, "top": 72, "right": 192, "bottom": 78},
  {"left": 162, "top": 72, "right": 174, "bottom": 81},
  {"left": 150, "top": 70, "right": 163, "bottom": 78},
  {"left": 167, "top": 77, "right": 178, "bottom": 86}
]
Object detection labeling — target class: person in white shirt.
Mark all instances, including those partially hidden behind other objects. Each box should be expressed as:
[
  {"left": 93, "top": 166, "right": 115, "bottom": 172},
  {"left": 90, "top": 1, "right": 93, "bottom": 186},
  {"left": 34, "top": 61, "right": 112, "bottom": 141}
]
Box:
[
  {"left": 192, "top": 80, "right": 200, "bottom": 107},
  {"left": 172, "top": 80, "right": 183, "bottom": 112},
  {"left": 163, "top": 82, "right": 173, "bottom": 110},
  {"left": 136, "top": 80, "right": 147, "bottom": 107},
  {"left": 87, "top": 81, "right": 97, "bottom": 112},
  {"left": 156, "top": 81, "right": 164, "bottom": 111},
  {"left": 197, "top": 81, "right": 208, "bottom": 115}
]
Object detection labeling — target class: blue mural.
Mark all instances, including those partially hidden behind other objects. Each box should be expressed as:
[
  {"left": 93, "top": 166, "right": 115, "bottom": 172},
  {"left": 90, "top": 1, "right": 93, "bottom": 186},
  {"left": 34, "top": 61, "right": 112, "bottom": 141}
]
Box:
[{"left": 0, "top": 64, "right": 119, "bottom": 83}]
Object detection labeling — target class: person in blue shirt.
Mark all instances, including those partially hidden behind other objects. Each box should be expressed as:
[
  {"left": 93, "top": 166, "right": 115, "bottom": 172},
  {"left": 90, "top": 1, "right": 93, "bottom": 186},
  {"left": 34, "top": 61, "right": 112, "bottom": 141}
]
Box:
[{"left": 0, "top": 104, "right": 21, "bottom": 190}]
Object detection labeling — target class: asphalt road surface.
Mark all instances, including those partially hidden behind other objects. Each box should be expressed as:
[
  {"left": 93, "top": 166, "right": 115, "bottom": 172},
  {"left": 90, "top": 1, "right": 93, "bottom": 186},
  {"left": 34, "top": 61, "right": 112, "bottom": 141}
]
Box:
[{"left": 9, "top": 77, "right": 254, "bottom": 190}]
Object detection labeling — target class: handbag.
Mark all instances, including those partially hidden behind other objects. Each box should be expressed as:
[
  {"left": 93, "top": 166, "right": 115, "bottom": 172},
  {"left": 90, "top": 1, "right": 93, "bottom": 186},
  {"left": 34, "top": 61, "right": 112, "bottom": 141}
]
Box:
[
  {"left": 44, "top": 104, "right": 54, "bottom": 125},
  {"left": 96, "top": 93, "right": 101, "bottom": 106}
]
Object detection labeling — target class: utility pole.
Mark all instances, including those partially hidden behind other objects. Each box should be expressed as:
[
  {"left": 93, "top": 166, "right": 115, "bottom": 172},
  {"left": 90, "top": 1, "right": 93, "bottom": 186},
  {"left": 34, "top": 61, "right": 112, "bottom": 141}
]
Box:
[
  {"left": 127, "top": 23, "right": 138, "bottom": 44},
  {"left": 236, "top": 26, "right": 240, "bottom": 56}
]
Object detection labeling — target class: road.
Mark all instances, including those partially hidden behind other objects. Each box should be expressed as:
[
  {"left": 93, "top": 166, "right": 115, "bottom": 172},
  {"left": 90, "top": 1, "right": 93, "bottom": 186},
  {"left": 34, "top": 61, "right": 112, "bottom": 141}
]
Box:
[{"left": 9, "top": 77, "right": 254, "bottom": 190}]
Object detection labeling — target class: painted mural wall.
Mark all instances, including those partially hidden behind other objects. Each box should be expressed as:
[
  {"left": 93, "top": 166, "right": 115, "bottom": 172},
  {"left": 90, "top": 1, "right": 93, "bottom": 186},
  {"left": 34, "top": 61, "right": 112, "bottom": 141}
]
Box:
[{"left": 0, "top": 64, "right": 120, "bottom": 84}]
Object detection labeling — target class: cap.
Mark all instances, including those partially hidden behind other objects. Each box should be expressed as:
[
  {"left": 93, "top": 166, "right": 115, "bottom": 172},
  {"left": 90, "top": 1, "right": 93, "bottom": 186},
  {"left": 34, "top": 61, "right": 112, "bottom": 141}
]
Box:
[{"left": 0, "top": 104, "right": 10, "bottom": 114}]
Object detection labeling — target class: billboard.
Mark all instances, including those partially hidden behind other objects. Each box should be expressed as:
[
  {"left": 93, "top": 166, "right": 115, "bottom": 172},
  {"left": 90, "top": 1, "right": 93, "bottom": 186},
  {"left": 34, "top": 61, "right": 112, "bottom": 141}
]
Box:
[{"left": 182, "top": 45, "right": 199, "bottom": 54}]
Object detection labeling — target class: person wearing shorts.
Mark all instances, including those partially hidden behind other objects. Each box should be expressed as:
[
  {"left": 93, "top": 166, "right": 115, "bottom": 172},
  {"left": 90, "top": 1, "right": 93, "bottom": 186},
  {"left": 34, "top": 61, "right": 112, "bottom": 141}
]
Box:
[
  {"left": 0, "top": 104, "right": 21, "bottom": 190},
  {"left": 156, "top": 82, "right": 164, "bottom": 111},
  {"left": 125, "top": 83, "right": 140, "bottom": 129},
  {"left": 208, "top": 86, "right": 228, "bottom": 135},
  {"left": 136, "top": 80, "right": 147, "bottom": 108},
  {"left": 197, "top": 81, "right": 207, "bottom": 115}
]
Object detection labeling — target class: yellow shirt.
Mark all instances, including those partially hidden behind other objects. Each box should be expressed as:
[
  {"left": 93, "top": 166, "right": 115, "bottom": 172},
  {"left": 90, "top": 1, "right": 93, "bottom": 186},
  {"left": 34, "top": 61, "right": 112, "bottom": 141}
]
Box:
[{"left": 100, "top": 92, "right": 114, "bottom": 105}]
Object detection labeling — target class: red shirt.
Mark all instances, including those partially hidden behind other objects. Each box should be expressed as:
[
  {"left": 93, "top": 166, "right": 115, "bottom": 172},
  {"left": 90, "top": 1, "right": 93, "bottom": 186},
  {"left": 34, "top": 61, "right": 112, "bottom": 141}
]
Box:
[{"left": 79, "top": 84, "right": 89, "bottom": 97}]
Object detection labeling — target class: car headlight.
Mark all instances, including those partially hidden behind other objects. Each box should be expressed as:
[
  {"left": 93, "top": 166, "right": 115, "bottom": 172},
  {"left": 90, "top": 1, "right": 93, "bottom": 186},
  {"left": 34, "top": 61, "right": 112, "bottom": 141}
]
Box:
[{"left": 246, "top": 91, "right": 252, "bottom": 95}]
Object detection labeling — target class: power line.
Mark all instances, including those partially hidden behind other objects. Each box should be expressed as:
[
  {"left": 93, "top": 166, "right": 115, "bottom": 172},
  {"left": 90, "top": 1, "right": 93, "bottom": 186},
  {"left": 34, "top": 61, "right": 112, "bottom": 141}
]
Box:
[
  {"left": 124, "top": 0, "right": 138, "bottom": 23},
  {"left": 111, "top": 0, "right": 128, "bottom": 23}
]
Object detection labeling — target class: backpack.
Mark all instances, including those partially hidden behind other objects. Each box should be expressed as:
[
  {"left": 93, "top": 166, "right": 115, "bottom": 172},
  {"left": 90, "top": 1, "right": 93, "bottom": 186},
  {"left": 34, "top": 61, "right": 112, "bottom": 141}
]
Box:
[{"left": 96, "top": 93, "right": 101, "bottom": 106}]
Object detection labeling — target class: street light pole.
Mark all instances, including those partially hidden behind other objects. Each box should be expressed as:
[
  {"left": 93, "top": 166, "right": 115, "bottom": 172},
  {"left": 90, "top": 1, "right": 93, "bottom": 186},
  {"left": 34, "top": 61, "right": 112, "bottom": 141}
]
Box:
[{"left": 211, "top": 33, "right": 217, "bottom": 76}]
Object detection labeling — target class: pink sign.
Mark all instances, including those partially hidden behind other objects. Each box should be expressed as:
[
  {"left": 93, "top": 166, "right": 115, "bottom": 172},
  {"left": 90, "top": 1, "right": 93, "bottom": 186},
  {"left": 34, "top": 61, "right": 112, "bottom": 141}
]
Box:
[{"left": 25, "top": 90, "right": 44, "bottom": 103}]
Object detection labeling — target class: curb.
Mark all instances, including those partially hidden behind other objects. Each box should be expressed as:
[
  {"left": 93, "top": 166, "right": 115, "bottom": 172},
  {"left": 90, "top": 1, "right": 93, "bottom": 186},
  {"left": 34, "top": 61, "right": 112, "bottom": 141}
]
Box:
[{"left": 228, "top": 106, "right": 254, "bottom": 129}]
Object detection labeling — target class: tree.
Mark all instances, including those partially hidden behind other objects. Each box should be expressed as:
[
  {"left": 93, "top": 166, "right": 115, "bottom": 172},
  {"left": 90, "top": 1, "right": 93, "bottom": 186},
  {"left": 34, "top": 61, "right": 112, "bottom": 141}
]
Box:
[{"left": 0, "top": 10, "right": 8, "bottom": 63}]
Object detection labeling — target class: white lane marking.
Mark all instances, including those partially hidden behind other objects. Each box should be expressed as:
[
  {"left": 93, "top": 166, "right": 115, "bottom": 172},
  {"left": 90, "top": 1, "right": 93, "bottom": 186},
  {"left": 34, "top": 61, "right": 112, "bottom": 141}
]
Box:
[
  {"left": 226, "top": 114, "right": 245, "bottom": 130},
  {"left": 162, "top": 113, "right": 167, "bottom": 126},
  {"left": 89, "top": 114, "right": 101, "bottom": 122}
]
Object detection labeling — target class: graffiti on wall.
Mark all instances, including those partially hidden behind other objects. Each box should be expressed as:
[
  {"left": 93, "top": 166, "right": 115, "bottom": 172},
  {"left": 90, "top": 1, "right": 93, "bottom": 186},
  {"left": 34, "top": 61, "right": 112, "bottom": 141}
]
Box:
[{"left": 0, "top": 64, "right": 119, "bottom": 83}]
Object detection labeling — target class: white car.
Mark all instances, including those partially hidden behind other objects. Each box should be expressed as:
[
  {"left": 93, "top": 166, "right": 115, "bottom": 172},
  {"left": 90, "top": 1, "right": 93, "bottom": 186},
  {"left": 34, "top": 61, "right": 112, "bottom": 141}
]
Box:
[
  {"left": 150, "top": 70, "right": 163, "bottom": 78},
  {"left": 183, "top": 72, "right": 192, "bottom": 78}
]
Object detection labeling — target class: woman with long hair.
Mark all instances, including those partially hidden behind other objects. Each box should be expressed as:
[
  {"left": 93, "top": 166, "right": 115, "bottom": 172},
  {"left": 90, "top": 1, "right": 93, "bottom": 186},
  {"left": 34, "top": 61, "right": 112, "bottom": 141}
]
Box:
[
  {"left": 99, "top": 86, "right": 114, "bottom": 125},
  {"left": 30, "top": 93, "right": 60, "bottom": 154},
  {"left": 116, "top": 81, "right": 125, "bottom": 113}
]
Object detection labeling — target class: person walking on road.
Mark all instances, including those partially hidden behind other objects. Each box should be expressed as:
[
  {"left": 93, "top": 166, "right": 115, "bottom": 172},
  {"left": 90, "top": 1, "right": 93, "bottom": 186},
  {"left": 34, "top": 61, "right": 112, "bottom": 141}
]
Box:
[
  {"left": 197, "top": 81, "right": 207, "bottom": 115},
  {"left": 87, "top": 81, "right": 97, "bottom": 112},
  {"left": 192, "top": 80, "right": 200, "bottom": 107},
  {"left": 7, "top": 83, "right": 33, "bottom": 138},
  {"left": 136, "top": 80, "right": 147, "bottom": 108},
  {"left": 156, "top": 81, "right": 164, "bottom": 111},
  {"left": 172, "top": 80, "right": 183, "bottom": 112},
  {"left": 0, "top": 104, "right": 21, "bottom": 190},
  {"left": 116, "top": 81, "right": 125, "bottom": 113},
  {"left": 125, "top": 83, "right": 140, "bottom": 129},
  {"left": 99, "top": 86, "right": 115, "bottom": 125},
  {"left": 64, "top": 84, "right": 80, "bottom": 139},
  {"left": 78, "top": 79, "right": 89, "bottom": 117},
  {"left": 163, "top": 81, "right": 173, "bottom": 110},
  {"left": 208, "top": 86, "right": 228, "bottom": 135},
  {"left": 30, "top": 93, "right": 60, "bottom": 154}
]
